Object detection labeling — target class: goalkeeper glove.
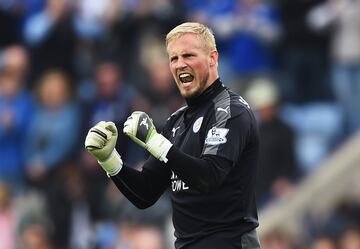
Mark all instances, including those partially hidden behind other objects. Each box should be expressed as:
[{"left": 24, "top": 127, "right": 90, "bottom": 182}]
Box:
[
  {"left": 85, "top": 121, "right": 122, "bottom": 176},
  {"left": 123, "top": 111, "right": 172, "bottom": 163}
]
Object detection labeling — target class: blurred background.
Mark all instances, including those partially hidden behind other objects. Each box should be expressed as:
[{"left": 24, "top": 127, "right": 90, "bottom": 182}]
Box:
[{"left": 0, "top": 0, "right": 360, "bottom": 248}]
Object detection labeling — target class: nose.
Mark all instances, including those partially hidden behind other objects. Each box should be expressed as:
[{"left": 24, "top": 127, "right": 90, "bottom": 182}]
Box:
[{"left": 175, "top": 57, "right": 187, "bottom": 70}]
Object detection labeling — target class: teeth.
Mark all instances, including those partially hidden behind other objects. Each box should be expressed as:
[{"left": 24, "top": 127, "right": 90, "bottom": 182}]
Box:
[
  {"left": 178, "top": 72, "right": 194, "bottom": 83},
  {"left": 179, "top": 73, "right": 190, "bottom": 78}
]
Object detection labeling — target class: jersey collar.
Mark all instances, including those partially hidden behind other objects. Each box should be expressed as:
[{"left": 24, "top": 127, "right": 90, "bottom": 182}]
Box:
[{"left": 185, "top": 78, "right": 224, "bottom": 109}]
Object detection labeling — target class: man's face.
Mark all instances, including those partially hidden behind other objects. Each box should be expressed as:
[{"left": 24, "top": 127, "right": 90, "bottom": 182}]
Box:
[
  {"left": 95, "top": 63, "right": 120, "bottom": 99},
  {"left": 167, "top": 33, "right": 216, "bottom": 98}
]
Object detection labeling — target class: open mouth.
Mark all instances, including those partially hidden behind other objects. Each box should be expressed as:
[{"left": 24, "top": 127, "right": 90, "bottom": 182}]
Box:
[{"left": 179, "top": 73, "right": 194, "bottom": 84}]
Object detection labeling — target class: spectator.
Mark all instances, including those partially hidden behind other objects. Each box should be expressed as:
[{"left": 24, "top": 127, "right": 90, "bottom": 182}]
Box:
[
  {"left": 304, "top": 200, "right": 360, "bottom": 246},
  {"left": 19, "top": 221, "right": 56, "bottom": 249},
  {"left": 0, "top": 45, "right": 33, "bottom": 189},
  {"left": 261, "top": 229, "right": 298, "bottom": 249},
  {"left": 24, "top": 70, "right": 80, "bottom": 188},
  {"left": 44, "top": 161, "right": 94, "bottom": 249},
  {"left": 1, "top": 45, "right": 29, "bottom": 84},
  {"left": 307, "top": 0, "right": 360, "bottom": 135},
  {"left": 209, "top": 0, "right": 281, "bottom": 93},
  {"left": 72, "top": 0, "right": 123, "bottom": 84},
  {"left": 310, "top": 236, "right": 337, "bottom": 249},
  {"left": 0, "top": 182, "right": 15, "bottom": 249},
  {"left": 0, "top": 3, "right": 21, "bottom": 47},
  {"left": 339, "top": 227, "right": 360, "bottom": 249},
  {"left": 66, "top": 163, "right": 94, "bottom": 249},
  {"left": 245, "top": 78, "right": 299, "bottom": 205},
  {"left": 120, "top": 224, "right": 167, "bottom": 249},
  {"left": 23, "top": 0, "right": 77, "bottom": 85},
  {"left": 276, "top": 0, "right": 332, "bottom": 103},
  {"left": 100, "top": 0, "right": 186, "bottom": 85},
  {"left": 82, "top": 57, "right": 145, "bottom": 165}
]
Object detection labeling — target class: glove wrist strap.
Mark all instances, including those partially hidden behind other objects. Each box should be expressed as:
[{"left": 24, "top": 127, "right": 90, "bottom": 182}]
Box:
[
  {"left": 98, "top": 150, "right": 123, "bottom": 176},
  {"left": 147, "top": 133, "right": 173, "bottom": 163}
]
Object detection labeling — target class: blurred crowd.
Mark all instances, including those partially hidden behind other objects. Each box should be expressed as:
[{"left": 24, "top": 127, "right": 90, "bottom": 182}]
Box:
[{"left": 0, "top": 0, "right": 360, "bottom": 249}]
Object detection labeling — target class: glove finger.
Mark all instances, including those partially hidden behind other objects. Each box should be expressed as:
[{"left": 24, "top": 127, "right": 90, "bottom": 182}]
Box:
[
  {"left": 123, "top": 118, "right": 132, "bottom": 127},
  {"left": 132, "top": 111, "right": 144, "bottom": 115},
  {"left": 91, "top": 125, "right": 112, "bottom": 140},
  {"left": 85, "top": 145, "right": 97, "bottom": 151},
  {"left": 85, "top": 132, "right": 107, "bottom": 149},
  {"left": 105, "top": 121, "right": 117, "bottom": 136},
  {"left": 123, "top": 118, "right": 135, "bottom": 132},
  {"left": 95, "top": 121, "right": 107, "bottom": 128},
  {"left": 123, "top": 123, "right": 131, "bottom": 134}
]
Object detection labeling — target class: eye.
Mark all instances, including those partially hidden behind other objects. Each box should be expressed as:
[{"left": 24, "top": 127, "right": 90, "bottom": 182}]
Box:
[
  {"left": 170, "top": 56, "right": 178, "bottom": 63},
  {"left": 183, "top": 53, "right": 194, "bottom": 58}
]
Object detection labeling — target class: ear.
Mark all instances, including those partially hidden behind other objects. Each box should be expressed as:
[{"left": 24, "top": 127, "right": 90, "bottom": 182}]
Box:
[{"left": 209, "top": 50, "right": 218, "bottom": 67}]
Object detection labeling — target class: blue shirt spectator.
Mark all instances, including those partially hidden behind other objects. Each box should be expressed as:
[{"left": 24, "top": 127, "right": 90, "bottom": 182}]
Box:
[
  {"left": 82, "top": 58, "right": 145, "bottom": 165},
  {"left": 0, "top": 45, "right": 33, "bottom": 188},
  {"left": 24, "top": 103, "right": 80, "bottom": 171},
  {"left": 0, "top": 89, "right": 33, "bottom": 184},
  {"left": 24, "top": 70, "right": 80, "bottom": 185},
  {"left": 212, "top": 0, "right": 281, "bottom": 75}
]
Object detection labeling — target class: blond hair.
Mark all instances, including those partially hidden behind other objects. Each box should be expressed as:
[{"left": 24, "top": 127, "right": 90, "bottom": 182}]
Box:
[{"left": 166, "top": 22, "right": 217, "bottom": 52}]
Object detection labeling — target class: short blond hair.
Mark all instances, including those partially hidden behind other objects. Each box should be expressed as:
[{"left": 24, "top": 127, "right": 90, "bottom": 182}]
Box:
[{"left": 166, "top": 22, "right": 217, "bottom": 52}]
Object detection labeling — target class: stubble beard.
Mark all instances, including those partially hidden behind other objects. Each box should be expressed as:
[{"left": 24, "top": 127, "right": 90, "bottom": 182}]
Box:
[{"left": 180, "top": 71, "right": 210, "bottom": 99}]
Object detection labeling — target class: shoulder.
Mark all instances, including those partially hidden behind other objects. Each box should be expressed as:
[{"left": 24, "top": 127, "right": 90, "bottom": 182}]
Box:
[
  {"left": 167, "top": 105, "right": 187, "bottom": 122},
  {"left": 211, "top": 88, "right": 253, "bottom": 122},
  {"left": 161, "top": 105, "right": 187, "bottom": 135}
]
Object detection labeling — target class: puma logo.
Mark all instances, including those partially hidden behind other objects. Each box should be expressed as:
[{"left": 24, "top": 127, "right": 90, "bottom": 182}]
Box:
[
  {"left": 172, "top": 126, "right": 180, "bottom": 137},
  {"left": 217, "top": 106, "right": 230, "bottom": 114},
  {"left": 140, "top": 117, "right": 149, "bottom": 130}
]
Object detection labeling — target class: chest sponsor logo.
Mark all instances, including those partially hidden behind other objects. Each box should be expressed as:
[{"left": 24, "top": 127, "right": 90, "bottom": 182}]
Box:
[
  {"left": 193, "top": 117, "right": 203, "bottom": 133},
  {"left": 205, "top": 127, "right": 229, "bottom": 145}
]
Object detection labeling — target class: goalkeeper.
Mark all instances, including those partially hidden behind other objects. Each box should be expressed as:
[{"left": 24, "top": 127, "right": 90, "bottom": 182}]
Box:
[{"left": 85, "top": 22, "right": 261, "bottom": 249}]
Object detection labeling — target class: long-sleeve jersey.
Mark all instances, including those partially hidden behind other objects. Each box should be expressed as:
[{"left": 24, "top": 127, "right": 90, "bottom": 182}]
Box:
[{"left": 111, "top": 79, "right": 260, "bottom": 249}]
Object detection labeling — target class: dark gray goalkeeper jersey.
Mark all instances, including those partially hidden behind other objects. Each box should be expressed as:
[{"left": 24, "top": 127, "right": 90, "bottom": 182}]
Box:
[{"left": 111, "top": 79, "right": 260, "bottom": 249}]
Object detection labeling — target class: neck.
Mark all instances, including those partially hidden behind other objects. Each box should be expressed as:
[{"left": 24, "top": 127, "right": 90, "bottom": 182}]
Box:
[{"left": 185, "top": 78, "right": 223, "bottom": 108}]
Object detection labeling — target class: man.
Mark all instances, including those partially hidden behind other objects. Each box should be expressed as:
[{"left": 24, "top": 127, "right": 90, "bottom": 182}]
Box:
[{"left": 85, "top": 22, "right": 261, "bottom": 249}]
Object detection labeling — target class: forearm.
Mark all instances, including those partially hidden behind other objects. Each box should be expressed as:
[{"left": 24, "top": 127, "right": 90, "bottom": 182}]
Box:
[
  {"left": 110, "top": 158, "right": 170, "bottom": 209},
  {"left": 24, "top": 12, "right": 54, "bottom": 46},
  {"left": 166, "top": 146, "right": 233, "bottom": 193}
]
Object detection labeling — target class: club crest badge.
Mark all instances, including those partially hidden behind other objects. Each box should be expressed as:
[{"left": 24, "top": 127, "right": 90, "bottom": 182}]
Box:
[{"left": 193, "top": 117, "right": 203, "bottom": 133}]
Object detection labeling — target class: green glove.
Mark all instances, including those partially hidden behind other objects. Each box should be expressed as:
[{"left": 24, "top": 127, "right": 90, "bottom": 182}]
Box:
[
  {"left": 123, "top": 111, "right": 172, "bottom": 163},
  {"left": 85, "top": 121, "right": 122, "bottom": 176}
]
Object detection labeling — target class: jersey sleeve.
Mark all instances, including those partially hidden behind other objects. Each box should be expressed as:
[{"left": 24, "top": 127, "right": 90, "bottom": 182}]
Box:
[
  {"left": 111, "top": 156, "right": 171, "bottom": 209},
  {"left": 202, "top": 109, "right": 252, "bottom": 164}
]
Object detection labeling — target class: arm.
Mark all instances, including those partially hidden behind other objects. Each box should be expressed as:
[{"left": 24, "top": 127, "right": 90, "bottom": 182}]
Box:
[
  {"left": 23, "top": 12, "right": 55, "bottom": 46},
  {"left": 167, "top": 149, "right": 233, "bottom": 193},
  {"left": 123, "top": 111, "right": 251, "bottom": 193},
  {"left": 111, "top": 157, "right": 171, "bottom": 209}
]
